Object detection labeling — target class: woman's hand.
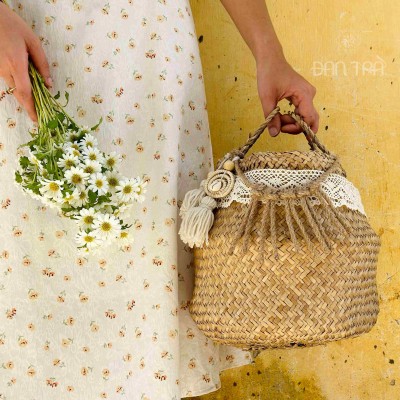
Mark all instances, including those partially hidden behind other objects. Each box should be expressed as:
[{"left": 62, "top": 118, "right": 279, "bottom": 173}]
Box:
[
  {"left": 256, "top": 55, "right": 319, "bottom": 136},
  {"left": 0, "top": 2, "right": 52, "bottom": 122}
]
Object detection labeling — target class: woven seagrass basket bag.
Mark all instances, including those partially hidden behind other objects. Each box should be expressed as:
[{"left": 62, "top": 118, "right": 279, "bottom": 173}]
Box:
[{"left": 178, "top": 104, "right": 380, "bottom": 358}]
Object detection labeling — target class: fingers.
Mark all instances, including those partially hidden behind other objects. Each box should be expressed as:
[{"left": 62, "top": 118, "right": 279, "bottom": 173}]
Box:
[
  {"left": 284, "top": 86, "right": 319, "bottom": 134},
  {"left": 27, "top": 35, "right": 52, "bottom": 88},
  {"left": 9, "top": 51, "right": 38, "bottom": 122},
  {"left": 279, "top": 113, "right": 303, "bottom": 135},
  {"left": 3, "top": 73, "right": 16, "bottom": 92},
  {"left": 261, "top": 98, "right": 281, "bottom": 137}
]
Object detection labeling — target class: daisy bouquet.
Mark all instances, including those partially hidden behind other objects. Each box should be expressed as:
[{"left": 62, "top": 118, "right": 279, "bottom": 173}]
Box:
[{"left": 14, "top": 63, "right": 147, "bottom": 254}]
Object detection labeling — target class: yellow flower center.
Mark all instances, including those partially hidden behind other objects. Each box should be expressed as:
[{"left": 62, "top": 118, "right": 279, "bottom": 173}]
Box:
[
  {"left": 108, "top": 177, "right": 118, "bottom": 187},
  {"left": 89, "top": 154, "right": 97, "bottom": 161},
  {"left": 84, "top": 235, "right": 94, "bottom": 243},
  {"left": 83, "top": 215, "right": 94, "bottom": 224},
  {"left": 71, "top": 174, "right": 83, "bottom": 184},
  {"left": 107, "top": 158, "right": 115, "bottom": 168},
  {"left": 101, "top": 222, "right": 112, "bottom": 232},
  {"left": 123, "top": 185, "right": 132, "bottom": 194},
  {"left": 84, "top": 166, "right": 94, "bottom": 173},
  {"left": 120, "top": 232, "right": 128, "bottom": 239},
  {"left": 49, "top": 182, "right": 60, "bottom": 192},
  {"left": 95, "top": 179, "right": 104, "bottom": 188},
  {"left": 65, "top": 160, "right": 75, "bottom": 168}
]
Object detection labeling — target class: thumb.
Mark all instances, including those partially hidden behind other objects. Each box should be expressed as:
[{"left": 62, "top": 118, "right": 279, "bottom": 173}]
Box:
[{"left": 261, "top": 98, "right": 281, "bottom": 137}]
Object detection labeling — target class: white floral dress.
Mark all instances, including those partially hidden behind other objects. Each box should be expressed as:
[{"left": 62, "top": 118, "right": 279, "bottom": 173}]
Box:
[{"left": 0, "top": 1, "right": 253, "bottom": 399}]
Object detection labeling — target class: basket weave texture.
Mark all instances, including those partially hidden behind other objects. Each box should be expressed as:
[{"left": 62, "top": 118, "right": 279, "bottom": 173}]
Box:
[{"left": 188, "top": 110, "right": 381, "bottom": 353}]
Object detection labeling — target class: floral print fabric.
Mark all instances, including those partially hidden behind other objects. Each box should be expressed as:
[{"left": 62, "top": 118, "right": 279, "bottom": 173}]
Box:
[{"left": 0, "top": 1, "right": 253, "bottom": 399}]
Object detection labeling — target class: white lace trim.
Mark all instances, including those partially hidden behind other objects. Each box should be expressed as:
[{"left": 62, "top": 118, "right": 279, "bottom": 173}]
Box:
[{"left": 216, "top": 169, "right": 366, "bottom": 215}]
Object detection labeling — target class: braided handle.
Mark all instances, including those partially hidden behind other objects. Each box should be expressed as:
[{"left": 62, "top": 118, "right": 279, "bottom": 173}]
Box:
[{"left": 216, "top": 104, "right": 332, "bottom": 169}]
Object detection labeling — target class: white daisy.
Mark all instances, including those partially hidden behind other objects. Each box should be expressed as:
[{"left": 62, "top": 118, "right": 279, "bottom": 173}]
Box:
[
  {"left": 104, "top": 151, "right": 122, "bottom": 170},
  {"left": 75, "top": 230, "right": 102, "bottom": 249},
  {"left": 39, "top": 178, "right": 64, "bottom": 201},
  {"left": 67, "top": 130, "right": 81, "bottom": 142},
  {"left": 81, "top": 147, "right": 105, "bottom": 163},
  {"left": 65, "top": 166, "right": 90, "bottom": 189},
  {"left": 115, "top": 178, "right": 141, "bottom": 203},
  {"left": 77, "top": 207, "right": 96, "bottom": 230},
  {"left": 114, "top": 203, "right": 133, "bottom": 216},
  {"left": 88, "top": 172, "right": 109, "bottom": 195},
  {"left": 69, "top": 188, "right": 89, "bottom": 207},
  {"left": 105, "top": 170, "right": 121, "bottom": 191},
  {"left": 61, "top": 142, "right": 81, "bottom": 157},
  {"left": 28, "top": 151, "right": 43, "bottom": 169},
  {"left": 134, "top": 178, "right": 148, "bottom": 202},
  {"left": 80, "top": 159, "right": 102, "bottom": 175},
  {"left": 92, "top": 202, "right": 111, "bottom": 212},
  {"left": 92, "top": 213, "right": 121, "bottom": 240},
  {"left": 116, "top": 230, "right": 134, "bottom": 246},
  {"left": 57, "top": 152, "right": 78, "bottom": 170},
  {"left": 79, "top": 133, "right": 98, "bottom": 149}
]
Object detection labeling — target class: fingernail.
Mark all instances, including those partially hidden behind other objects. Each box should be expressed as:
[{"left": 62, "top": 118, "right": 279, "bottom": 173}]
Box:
[
  {"left": 269, "top": 127, "right": 278, "bottom": 136},
  {"left": 46, "top": 77, "right": 53, "bottom": 87}
]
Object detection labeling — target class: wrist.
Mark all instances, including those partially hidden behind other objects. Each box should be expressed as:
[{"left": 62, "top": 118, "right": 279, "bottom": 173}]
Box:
[{"left": 254, "top": 41, "right": 286, "bottom": 67}]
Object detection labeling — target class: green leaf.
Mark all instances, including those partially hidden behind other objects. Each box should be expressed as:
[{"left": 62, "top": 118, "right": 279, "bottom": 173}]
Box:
[
  {"left": 97, "top": 195, "right": 110, "bottom": 202},
  {"left": 64, "top": 91, "right": 70, "bottom": 106},
  {"left": 54, "top": 91, "right": 61, "bottom": 100},
  {"left": 90, "top": 117, "right": 103, "bottom": 131},
  {"left": 47, "top": 119, "right": 59, "bottom": 129},
  {"left": 19, "top": 156, "right": 30, "bottom": 168},
  {"left": 88, "top": 190, "right": 98, "bottom": 204},
  {"left": 15, "top": 171, "right": 22, "bottom": 183},
  {"left": 56, "top": 112, "right": 65, "bottom": 123}
]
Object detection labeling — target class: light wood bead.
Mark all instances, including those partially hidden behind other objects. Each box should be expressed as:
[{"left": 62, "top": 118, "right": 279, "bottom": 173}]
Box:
[{"left": 223, "top": 160, "right": 235, "bottom": 171}]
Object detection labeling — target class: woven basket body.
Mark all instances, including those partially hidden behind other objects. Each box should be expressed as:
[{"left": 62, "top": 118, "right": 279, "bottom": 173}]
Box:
[{"left": 189, "top": 150, "right": 380, "bottom": 352}]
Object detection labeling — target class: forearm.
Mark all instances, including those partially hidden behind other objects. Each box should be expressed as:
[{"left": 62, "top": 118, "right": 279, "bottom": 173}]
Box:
[{"left": 219, "top": 0, "right": 285, "bottom": 64}]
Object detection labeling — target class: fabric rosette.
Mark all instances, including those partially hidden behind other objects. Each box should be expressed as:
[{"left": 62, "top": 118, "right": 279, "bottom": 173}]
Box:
[{"left": 14, "top": 63, "right": 147, "bottom": 254}]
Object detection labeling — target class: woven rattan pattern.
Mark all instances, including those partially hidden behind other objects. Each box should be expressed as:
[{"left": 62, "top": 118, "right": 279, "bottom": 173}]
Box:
[
  {"left": 190, "top": 203, "right": 380, "bottom": 351},
  {"left": 238, "top": 150, "right": 346, "bottom": 175}
]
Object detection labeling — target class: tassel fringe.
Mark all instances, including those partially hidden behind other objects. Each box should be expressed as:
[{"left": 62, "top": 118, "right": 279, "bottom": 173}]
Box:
[
  {"left": 179, "top": 179, "right": 207, "bottom": 218},
  {"left": 178, "top": 194, "right": 217, "bottom": 248},
  {"left": 231, "top": 185, "right": 351, "bottom": 261}
]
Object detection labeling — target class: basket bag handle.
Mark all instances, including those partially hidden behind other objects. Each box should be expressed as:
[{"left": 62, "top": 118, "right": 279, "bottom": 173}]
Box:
[{"left": 216, "top": 104, "right": 335, "bottom": 170}]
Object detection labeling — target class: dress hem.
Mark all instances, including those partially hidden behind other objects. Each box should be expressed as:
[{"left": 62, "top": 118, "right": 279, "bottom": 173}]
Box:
[{"left": 180, "top": 356, "right": 254, "bottom": 398}]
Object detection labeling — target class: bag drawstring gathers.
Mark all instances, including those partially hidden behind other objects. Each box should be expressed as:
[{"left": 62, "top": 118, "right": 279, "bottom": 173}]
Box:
[{"left": 228, "top": 156, "right": 351, "bottom": 261}]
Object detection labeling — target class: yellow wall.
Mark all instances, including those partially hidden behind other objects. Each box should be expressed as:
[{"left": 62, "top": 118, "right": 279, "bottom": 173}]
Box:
[{"left": 188, "top": 0, "right": 400, "bottom": 399}]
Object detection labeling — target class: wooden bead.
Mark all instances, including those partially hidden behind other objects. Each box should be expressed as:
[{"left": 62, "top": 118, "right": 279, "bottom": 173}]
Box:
[{"left": 223, "top": 160, "right": 235, "bottom": 171}]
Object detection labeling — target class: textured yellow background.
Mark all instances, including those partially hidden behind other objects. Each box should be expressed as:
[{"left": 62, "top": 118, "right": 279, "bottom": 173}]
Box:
[{"left": 188, "top": 1, "right": 400, "bottom": 399}]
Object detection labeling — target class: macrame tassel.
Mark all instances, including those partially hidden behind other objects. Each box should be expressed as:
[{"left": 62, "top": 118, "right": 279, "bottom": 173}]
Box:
[
  {"left": 178, "top": 195, "right": 217, "bottom": 248},
  {"left": 179, "top": 179, "right": 207, "bottom": 218}
]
